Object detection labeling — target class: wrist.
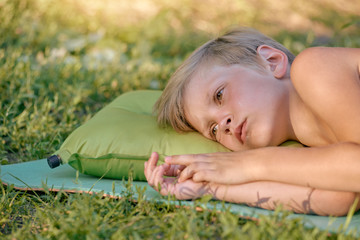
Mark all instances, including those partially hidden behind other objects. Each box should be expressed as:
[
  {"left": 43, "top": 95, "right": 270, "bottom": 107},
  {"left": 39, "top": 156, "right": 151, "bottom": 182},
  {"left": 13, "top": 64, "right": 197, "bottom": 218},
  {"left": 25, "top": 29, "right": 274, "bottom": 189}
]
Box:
[
  {"left": 194, "top": 182, "right": 213, "bottom": 199},
  {"left": 243, "top": 148, "right": 268, "bottom": 182},
  {"left": 206, "top": 182, "right": 221, "bottom": 200},
  {"left": 206, "top": 182, "right": 236, "bottom": 201}
]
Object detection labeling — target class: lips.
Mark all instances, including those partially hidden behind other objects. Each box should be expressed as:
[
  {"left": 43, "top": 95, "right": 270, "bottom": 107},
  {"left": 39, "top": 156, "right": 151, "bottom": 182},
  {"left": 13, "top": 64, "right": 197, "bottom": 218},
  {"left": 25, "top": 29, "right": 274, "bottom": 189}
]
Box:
[{"left": 235, "top": 119, "right": 247, "bottom": 144}]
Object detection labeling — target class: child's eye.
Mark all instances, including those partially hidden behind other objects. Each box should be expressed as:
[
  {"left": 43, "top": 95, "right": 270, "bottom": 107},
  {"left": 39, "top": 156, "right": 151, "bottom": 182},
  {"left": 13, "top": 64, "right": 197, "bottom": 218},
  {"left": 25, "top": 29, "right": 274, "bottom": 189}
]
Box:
[
  {"left": 211, "top": 124, "right": 219, "bottom": 138},
  {"left": 216, "top": 89, "right": 223, "bottom": 102}
]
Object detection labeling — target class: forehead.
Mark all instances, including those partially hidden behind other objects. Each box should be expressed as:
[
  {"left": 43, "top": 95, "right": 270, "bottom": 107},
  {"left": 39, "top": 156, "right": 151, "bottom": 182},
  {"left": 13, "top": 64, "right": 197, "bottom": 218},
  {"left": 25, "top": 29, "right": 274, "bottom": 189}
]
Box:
[
  {"left": 184, "top": 64, "right": 223, "bottom": 103},
  {"left": 185, "top": 63, "right": 241, "bottom": 93}
]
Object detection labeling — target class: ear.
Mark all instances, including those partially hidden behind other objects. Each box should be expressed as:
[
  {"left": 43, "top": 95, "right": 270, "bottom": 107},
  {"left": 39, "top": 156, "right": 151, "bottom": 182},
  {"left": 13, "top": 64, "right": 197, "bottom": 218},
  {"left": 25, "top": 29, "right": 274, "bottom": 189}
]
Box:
[{"left": 257, "top": 45, "right": 289, "bottom": 79}]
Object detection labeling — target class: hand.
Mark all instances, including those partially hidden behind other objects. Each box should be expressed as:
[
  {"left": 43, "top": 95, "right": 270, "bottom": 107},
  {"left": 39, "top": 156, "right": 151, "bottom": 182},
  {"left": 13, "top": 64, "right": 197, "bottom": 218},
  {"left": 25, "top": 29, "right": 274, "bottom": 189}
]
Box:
[
  {"left": 144, "top": 152, "right": 210, "bottom": 200},
  {"left": 165, "top": 152, "right": 251, "bottom": 185}
]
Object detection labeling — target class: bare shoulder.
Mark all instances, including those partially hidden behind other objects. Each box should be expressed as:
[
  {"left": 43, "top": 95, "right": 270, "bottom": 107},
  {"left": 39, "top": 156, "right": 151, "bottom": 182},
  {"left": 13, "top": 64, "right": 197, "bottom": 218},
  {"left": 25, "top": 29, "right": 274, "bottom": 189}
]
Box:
[
  {"left": 291, "top": 47, "right": 360, "bottom": 86},
  {"left": 290, "top": 47, "right": 360, "bottom": 142}
]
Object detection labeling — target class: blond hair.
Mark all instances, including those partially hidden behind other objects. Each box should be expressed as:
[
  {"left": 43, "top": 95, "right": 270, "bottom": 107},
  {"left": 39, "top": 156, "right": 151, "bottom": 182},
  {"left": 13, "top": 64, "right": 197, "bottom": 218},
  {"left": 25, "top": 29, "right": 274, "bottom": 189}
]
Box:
[{"left": 154, "top": 27, "right": 295, "bottom": 132}]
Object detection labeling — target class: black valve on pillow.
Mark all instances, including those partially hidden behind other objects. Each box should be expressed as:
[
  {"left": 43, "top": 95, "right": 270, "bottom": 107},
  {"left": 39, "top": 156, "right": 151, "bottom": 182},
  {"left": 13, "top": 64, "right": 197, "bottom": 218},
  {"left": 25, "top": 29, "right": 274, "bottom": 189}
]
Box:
[{"left": 47, "top": 155, "right": 61, "bottom": 168}]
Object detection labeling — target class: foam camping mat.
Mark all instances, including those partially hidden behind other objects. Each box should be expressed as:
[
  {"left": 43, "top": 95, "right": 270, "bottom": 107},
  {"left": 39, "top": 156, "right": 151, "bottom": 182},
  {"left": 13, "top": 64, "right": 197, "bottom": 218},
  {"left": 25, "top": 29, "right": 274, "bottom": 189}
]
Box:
[{"left": 1, "top": 159, "right": 359, "bottom": 235}]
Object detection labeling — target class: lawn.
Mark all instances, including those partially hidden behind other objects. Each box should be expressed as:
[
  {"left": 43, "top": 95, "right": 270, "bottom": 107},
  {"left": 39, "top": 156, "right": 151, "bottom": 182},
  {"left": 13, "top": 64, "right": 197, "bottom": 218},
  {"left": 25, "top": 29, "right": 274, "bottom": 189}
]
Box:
[{"left": 1, "top": 0, "right": 360, "bottom": 238}]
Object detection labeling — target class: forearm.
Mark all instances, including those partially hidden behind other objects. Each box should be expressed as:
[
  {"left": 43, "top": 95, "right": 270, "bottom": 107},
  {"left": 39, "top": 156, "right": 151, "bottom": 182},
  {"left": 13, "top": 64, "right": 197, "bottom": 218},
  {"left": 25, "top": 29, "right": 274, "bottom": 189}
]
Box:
[
  {"left": 206, "top": 181, "right": 360, "bottom": 216},
  {"left": 245, "top": 142, "right": 360, "bottom": 192}
]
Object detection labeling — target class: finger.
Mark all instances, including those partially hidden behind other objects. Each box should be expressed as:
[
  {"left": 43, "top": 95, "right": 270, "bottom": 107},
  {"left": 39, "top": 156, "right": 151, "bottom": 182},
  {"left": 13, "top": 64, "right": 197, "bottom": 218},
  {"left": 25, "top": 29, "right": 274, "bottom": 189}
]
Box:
[
  {"left": 154, "top": 165, "right": 166, "bottom": 191},
  {"left": 172, "top": 164, "right": 186, "bottom": 177},
  {"left": 145, "top": 152, "right": 159, "bottom": 180},
  {"left": 164, "top": 164, "right": 185, "bottom": 177},
  {"left": 149, "top": 165, "right": 163, "bottom": 189},
  {"left": 144, "top": 161, "right": 151, "bottom": 181},
  {"left": 192, "top": 170, "right": 213, "bottom": 183},
  {"left": 149, "top": 152, "right": 159, "bottom": 167},
  {"left": 158, "top": 177, "right": 174, "bottom": 196},
  {"left": 146, "top": 166, "right": 156, "bottom": 187},
  {"left": 148, "top": 166, "right": 158, "bottom": 187},
  {"left": 144, "top": 161, "right": 149, "bottom": 180},
  {"left": 178, "top": 162, "right": 213, "bottom": 182},
  {"left": 165, "top": 154, "right": 196, "bottom": 166},
  {"left": 161, "top": 177, "right": 178, "bottom": 196},
  {"left": 178, "top": 166, "right": 195, "bottom": 183},
  {"left": 161, "top": 163, "right": 171, "bottom": 176}
]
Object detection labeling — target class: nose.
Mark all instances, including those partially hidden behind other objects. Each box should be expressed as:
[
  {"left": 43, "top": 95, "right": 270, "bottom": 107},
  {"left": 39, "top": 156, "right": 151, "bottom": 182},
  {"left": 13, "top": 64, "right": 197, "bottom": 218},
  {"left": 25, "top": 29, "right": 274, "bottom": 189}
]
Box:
[{"left": 219, "top": 116, "right": 232, "bottom": 135}]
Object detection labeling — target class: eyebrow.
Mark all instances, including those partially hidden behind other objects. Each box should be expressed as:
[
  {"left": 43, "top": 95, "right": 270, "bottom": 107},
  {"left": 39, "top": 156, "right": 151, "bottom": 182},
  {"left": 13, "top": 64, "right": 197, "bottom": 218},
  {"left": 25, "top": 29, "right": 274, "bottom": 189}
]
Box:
[
  {"left": 205, "top": 90, "right": 213, "bottom": 106},
  {"left": 203, "top": 84, "right": 222, "bottom": 140},
  {"left": 202, "top": 90, "right": 214, "bottom": 137}
]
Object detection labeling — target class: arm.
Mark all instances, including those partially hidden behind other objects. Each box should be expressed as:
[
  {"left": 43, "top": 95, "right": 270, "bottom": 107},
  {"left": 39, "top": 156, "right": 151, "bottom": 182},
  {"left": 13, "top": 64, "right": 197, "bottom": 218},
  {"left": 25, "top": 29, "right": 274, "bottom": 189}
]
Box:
[
  {"left": 166, "top": 144, "right": 360, "bottom": 192},
  {"left": 248, "top": 143, "right": 360, "bottom": 192},
  {"left": 146, "top": 152, "right": 360, "bottom": 216},
  {"left": 209, "top": 181, "right": 360, "bottom": 217}
]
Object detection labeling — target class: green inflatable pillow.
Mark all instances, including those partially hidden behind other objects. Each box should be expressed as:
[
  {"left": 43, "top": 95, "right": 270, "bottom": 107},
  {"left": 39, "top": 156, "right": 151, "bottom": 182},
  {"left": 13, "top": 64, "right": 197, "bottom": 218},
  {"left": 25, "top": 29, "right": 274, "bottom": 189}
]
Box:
[{"left": 48, "top": 90, "right": 232, "bottom": 181}]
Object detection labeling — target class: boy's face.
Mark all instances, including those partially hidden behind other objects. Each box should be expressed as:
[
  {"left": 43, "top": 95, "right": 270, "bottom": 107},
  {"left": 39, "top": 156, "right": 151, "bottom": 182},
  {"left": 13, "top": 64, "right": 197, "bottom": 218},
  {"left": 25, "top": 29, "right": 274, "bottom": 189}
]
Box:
[{"left": 183, "top": 64, "right": 291, "bottom": 151}]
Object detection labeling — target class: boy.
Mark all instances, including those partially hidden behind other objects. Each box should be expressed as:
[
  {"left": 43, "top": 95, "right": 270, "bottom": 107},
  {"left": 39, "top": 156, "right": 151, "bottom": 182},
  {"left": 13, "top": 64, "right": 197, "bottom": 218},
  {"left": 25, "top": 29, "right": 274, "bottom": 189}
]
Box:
[{"left": 144, "top": 27, "right": 360, "bottom": 216}]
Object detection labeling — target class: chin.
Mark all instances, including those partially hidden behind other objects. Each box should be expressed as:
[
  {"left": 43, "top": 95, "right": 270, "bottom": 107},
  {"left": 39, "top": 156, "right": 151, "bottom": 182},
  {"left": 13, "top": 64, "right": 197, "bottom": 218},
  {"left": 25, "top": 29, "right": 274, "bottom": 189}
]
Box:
[
  {"left": 249, "top": 139, "right": 271, "bottom": 149},
  {"left": 247, "top": 129, "right": 274, "bottom": 149}
]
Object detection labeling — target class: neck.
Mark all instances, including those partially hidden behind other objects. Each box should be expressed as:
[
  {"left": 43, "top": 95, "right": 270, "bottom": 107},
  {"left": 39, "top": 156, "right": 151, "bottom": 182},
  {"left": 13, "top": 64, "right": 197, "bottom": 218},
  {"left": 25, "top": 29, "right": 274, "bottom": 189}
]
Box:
[{"left": 283, "top": 79, "right": 300, "bottom": 143}]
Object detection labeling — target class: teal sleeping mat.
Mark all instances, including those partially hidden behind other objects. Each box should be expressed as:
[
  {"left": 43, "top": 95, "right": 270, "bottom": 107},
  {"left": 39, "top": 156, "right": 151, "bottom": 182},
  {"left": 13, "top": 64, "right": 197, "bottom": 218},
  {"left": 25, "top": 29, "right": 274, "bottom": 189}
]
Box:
[{"left": 1, "top": 159, "right": 359, "bottom": 235}]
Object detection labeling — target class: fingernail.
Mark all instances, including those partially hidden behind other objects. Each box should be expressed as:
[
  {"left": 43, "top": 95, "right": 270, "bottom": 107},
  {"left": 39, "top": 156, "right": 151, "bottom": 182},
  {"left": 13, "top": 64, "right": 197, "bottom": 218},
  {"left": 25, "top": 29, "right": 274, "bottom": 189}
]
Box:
[{"left": 165, "top": 156, "right": 171, "bottom": 162}]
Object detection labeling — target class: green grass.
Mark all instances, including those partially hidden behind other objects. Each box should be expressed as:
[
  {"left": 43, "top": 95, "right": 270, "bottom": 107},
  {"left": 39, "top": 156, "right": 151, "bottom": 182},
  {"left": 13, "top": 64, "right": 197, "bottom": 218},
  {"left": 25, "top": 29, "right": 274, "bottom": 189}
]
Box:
[
  {"left": 1, "top": 0, "right": 360, "bottom": 238},
  {"left": 1, "top": 180, "right": 356, "bottom": 239}
]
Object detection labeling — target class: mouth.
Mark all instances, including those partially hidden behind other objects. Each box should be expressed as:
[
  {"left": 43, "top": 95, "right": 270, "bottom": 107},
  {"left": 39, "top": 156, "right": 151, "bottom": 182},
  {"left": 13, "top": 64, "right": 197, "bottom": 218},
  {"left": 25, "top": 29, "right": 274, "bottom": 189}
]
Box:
[{"left": 235, "top": 119, "right": 247, "bottom": 144}]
